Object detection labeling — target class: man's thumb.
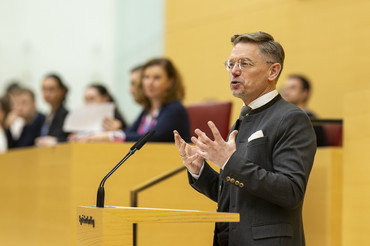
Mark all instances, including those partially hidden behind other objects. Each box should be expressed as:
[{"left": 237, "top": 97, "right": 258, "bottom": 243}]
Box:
[{"left": 228, "top": 130, "right": 238, "bottom": 143}]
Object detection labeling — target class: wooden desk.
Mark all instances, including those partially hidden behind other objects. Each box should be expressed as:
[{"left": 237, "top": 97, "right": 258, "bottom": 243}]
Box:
[
  {"left": 0, "top": 143, "right": 185, "bottom": 245},
  {"left": 0, "top": 143, "right": 342, "bottom": 245}
]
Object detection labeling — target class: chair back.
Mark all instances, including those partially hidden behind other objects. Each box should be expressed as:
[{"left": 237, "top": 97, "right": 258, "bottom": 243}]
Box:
[
  {"left": 186, "top": 101, "right": 232, "bottom": 141},
  {"left": 311, "top": 119, "right": 343, "bottom": 147},
  {"left": 323, "top": 124, "right": 343, "bottom": 146}
]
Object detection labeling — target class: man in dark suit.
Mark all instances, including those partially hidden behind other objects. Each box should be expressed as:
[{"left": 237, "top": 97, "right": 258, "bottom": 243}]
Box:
[{"left": 174, "top": 31, "right": 316, "bottom": 246}]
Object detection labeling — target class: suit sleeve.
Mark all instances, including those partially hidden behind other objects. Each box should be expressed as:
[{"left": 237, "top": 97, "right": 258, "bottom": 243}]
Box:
[
  {"left": 221, "top": 109, "right": 316, "bottom": 209},
  {"left": 188, "top": 161, "right": 220, "bottom": 202}
]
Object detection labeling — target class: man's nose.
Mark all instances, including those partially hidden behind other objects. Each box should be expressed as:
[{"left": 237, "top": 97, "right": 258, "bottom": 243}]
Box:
[{"left": 231, "top": 64, "right": 241, "bottom": 76}]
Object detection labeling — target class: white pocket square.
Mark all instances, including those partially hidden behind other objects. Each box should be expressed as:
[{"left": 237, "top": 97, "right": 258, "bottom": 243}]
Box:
[{"left": 248, "top": 130, "right": 264, "bottom": 142}]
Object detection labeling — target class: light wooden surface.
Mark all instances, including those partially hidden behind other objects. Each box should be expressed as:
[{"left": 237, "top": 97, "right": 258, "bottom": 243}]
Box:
[
  {"left": 342, "top": 90, "right": 370, "bottom": 245},
  {"left": 0, "top": 143, "right": 184, "bottom": 246},
  {"left": 303, "top": 147, "right": 342, "bottom": 246},
  {"left": 79, "top": 206, "right": 239, "bottom": 223},
  {"left": 77, "top": 206, "right": 239, "bottom": 246},
  {"left": 0, "top": 143, "right": 343, "bottom": 245}
]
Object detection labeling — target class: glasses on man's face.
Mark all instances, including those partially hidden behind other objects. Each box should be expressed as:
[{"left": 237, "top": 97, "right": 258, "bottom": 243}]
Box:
[{"left": 224, "top": 58, "right": 275, "bottom": 71}]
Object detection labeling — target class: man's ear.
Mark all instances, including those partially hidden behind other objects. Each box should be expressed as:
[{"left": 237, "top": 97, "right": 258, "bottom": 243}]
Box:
[{"left": 268, "top": 63, "right": 281, "bottom": 81}]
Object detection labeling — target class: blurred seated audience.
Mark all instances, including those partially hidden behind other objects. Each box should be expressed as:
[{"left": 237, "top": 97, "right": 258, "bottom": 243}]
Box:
[
  {"left": 5, "top": 88, "right": 45, "bottom": 148},
  {"left": 282, "top": 74, "right": 327, "bottom": 146},
  {"left": 4, "top": 82, "right": 25, "bottom": 141},
  {"left": 0, "top": 96, "right": 11, "bottom": 153},
  {"left": 67, "top": 84, "right": 128, "bottom": 141},
  {"left": 74, "top": 57, "right": 191, "bottom": 143},
  {"left": 84, "top": 84, "right": 127, "bottom": 130},
  {"left": 35, "top": 73, "right": 69, "bottom": 147}
]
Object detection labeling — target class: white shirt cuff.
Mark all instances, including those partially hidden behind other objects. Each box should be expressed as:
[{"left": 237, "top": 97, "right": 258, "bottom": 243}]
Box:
[{"left": 189, "top": 162, "right": 205, "bottom": 180}]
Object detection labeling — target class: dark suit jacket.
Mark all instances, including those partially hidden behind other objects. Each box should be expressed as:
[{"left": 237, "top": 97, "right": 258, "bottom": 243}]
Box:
[
  {"left": 47, "top": 104, "right": 69, "bottom": 142},
  {"left": 189, "top": 95, "right": 316, "bottom": 246},
  {"left": 6, "top": 112, "right": 45, "bottom": 148}
]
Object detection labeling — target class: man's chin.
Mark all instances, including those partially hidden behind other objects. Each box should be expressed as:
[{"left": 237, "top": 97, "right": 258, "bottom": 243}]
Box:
[{"left": 231, "top": 90, "right": 243, "bottom": 99}]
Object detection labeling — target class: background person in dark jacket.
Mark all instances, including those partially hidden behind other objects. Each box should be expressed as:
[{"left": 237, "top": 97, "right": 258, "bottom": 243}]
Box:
[
  {"left": 36, "top": 73, "right": 69, "bottom": 146},
  {"left": 282, "top": 74, "right": 327, "bottom": 146},
  {"left": 5, "top": 88, "right": 45, "bottom": 148}
]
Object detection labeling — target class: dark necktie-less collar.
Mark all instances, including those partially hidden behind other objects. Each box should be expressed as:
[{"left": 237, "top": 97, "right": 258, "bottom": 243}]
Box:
[
  {"left": 234, "top": 105, "right": 252, "bottom": 131},
  {"left": 239, "top": 105, "right": 252, "bottom": 120},
  {"left": 233, "top": 94, "right": 282, "bottom": 131}
]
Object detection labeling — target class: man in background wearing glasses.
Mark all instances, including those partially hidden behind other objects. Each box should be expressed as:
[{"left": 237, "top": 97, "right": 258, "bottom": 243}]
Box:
[{"left": 174, "top": 31, "right": 316, "bottom": 246}]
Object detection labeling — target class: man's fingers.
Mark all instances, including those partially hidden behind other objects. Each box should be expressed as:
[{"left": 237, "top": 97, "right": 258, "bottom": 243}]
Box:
[
  {"left": 174, "top": 130, "right": 184, "bottom": 147},
  {"left": 194, "top": 128, "right": 212, "bottom": 145},
  {"left": 174, "top": 130, "right": 187, "bottom": 156},
  {"left": 194, "top": 147, "right": 207, "bottom": 159},
  {"left": 207, "top": 121, "right": 223, "bottom": 141},
  {"left": 191, "top": 135, "right": 208, "bottom": 151}
]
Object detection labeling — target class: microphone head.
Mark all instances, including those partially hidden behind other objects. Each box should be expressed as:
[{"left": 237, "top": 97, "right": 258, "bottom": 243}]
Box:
[{"left": 130, "top": 130, "right": 155, "bottom": 151}]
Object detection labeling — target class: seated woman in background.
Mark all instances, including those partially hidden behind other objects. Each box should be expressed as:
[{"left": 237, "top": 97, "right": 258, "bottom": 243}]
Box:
[
  {"left": 77, "top": 57, "right": 191, "bottom": 143},
  {"left": 35, "top": 73, "right": 69, "bottom": 146},
  {"left": 84, "top": 84, "right": 127, "bottom": 130}
]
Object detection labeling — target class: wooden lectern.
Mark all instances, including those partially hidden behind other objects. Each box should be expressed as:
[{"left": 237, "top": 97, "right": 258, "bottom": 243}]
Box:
[{"left": 77, "top": 206, "right": 239, "bottom": 246}]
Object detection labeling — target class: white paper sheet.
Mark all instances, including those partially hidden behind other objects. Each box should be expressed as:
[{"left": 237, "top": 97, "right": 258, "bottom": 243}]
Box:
[{"left": 63, "top": 103, "right": 115, "bottom": 132}]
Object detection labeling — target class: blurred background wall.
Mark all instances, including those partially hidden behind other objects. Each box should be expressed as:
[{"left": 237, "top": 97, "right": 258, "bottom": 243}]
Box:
[
  {"left": 2, "top": 0, "right": 369, "bottom": 123},
  {"left": 2, "top": 0, "right": 369, "bottom": 124},
  {"left": 1, "top": 0, "right": 370, "bottom": 244},
  {"left": 0, "top": 0, "right": 164, "bottom": 123},
  {"left": 165, "top": 0, "right": 370, "bottom": 122}
]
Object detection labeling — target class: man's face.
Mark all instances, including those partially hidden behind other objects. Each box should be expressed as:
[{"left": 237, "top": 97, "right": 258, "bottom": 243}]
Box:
[
  {"left": 282, "top": 77, "right": 306, "bottom": 105},
  {"left": 228, "top": 42, "right": 278, "bottom": 105}
]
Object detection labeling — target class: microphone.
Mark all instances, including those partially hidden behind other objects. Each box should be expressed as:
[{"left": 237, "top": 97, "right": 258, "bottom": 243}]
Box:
[
  {"left": 96, "top": 130, "right": 155, "bottom": 208},
  {"left": 130, "top": 130, "right": 156, "bottom": 151}
]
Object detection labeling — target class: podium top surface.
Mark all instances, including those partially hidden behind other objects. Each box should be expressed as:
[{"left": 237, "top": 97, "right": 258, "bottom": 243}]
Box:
[{"left": 77, "top": 206, "right": 239, "bottom": 223}]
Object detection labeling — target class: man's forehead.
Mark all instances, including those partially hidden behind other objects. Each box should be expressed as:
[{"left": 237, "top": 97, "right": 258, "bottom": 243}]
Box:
[{"left": 229, "top": 42, "right": 261, "bottom": 59}]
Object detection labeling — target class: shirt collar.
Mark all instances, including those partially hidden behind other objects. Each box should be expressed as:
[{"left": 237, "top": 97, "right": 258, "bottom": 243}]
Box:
[{"left": 248, "top": 90, "right": 279, "bottom": 110}]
